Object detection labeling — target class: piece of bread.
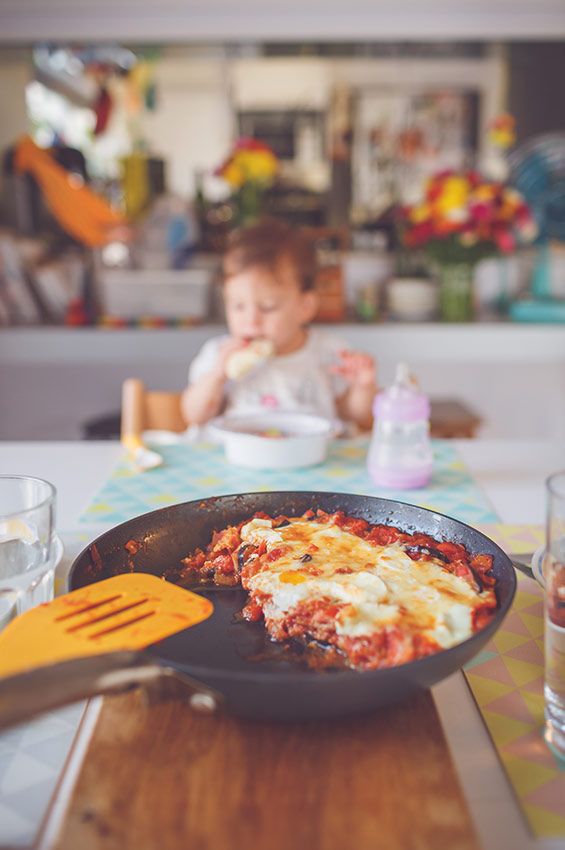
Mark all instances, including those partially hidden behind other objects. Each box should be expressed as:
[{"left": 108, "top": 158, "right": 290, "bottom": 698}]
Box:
[{"left": 225, "top": 339, "right": 274, "bottom": 380}]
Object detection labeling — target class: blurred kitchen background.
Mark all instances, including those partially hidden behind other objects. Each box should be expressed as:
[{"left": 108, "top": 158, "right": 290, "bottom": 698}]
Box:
[{"left": 0, "top": 0, "right": 564, "bottom": 441}]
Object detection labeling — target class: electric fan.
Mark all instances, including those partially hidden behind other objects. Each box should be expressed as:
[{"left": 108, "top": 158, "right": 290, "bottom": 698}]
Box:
[{"left": 508, "top": 132, "right": 565, "bottom": 322}]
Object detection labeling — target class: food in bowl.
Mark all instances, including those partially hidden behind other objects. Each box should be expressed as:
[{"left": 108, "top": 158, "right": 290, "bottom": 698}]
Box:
[
  {"left": 174, "top": 509, "right": 497, "bottom": 671},
  {"left": 247, "top": 428, "right": 288, "bottom": 438},
  {"left": 209, "top": 411, "right": 336, "bottom": 469},
  {"left": 225, "top": 339, "right": 274, "bottom": 380}
]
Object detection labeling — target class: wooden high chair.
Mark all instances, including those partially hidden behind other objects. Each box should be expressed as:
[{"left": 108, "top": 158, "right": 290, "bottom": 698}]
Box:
[{"left": 121, "top": 379, "right": 186, "bottom": 446}]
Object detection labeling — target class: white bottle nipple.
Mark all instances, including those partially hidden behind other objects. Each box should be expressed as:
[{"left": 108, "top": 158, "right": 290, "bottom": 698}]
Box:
[{"left": 392, "top": 362, "right": 418, "bottom": 393}]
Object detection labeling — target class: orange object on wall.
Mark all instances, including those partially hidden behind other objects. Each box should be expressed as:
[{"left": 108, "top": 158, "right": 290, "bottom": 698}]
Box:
[{"left": 14, "top": 136, "right": 128, "bottom": 247}]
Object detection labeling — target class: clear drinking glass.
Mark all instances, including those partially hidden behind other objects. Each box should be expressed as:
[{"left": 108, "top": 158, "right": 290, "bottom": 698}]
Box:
[
  {"left": 544, "top": 471, "right": 565, "bottom": 760},
  {"left": 0, "top": 475, "right": 57, "bottom": 628}
]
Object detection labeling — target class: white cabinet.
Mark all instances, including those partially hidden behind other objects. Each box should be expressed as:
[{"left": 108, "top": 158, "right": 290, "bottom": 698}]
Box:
[{"left": 232, "top": 59, "right": 329, "bottom": 110}]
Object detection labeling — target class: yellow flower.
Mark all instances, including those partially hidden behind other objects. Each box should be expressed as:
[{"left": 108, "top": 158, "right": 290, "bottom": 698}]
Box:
[
  {"left": 492, "top": 128, "right": 515, "bottom": 148},
  {"left": 488, "top": 114, "right": 516, "bottom": 149},
  {"left": 235, "top": 149, "right": 278, "bottom": 184},
  {"left": 409, "top": 203, "right": 431, "bottom": 223},
  {"left": 436, "top": 177, "right": 470, "bottom": 215},
  {"left": 222, "top": 160, "right": 245, "bottom": 188},
  {"left": 216, "top": 139, "right": 279, "bottom": 209}
]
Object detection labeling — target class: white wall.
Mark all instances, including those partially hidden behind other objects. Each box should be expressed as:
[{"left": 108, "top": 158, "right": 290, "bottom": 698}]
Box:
[{"left": 140, "top": 54, "right": 233, "bottom": 198}]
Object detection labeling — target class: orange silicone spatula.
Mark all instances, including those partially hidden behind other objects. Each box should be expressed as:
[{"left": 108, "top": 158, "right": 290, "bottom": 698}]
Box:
[{"left": 0, "top": 574, "right": 217, "bottom": 730}]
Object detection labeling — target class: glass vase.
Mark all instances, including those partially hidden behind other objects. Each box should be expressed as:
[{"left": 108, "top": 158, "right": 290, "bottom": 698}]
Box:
[
  {"left": 233, "top": 182, "right": 264, "bottom": 227},
  {"left": 438, "top": 262, "right": 475, "bottom": 322}
]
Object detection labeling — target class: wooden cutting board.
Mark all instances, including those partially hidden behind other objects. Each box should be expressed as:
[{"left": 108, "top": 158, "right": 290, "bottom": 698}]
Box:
[{"left": 49, "top": 689, "right": 479, "bottom": 850}]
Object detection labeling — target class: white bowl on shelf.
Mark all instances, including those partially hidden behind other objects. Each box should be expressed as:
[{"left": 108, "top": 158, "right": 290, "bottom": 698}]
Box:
[
  {"left": 387, "top": 277, "right": 439, "bottom": 321},
  {"left": 209, "top": 411, "right": 339, "bottom": 469}
]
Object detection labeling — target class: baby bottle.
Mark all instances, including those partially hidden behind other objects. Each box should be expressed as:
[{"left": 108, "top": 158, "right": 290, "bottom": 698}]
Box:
[{"left": 367, "top": 362, "right": 433, "bottom": 489}]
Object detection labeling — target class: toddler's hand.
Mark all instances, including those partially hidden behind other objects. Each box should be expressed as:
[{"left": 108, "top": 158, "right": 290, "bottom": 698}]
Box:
[
  {"left": 215, "top": 338, "right": 249, "bottom": 378},
  {"left": 332, "top": 349, "right": 377, "bottom": 389}
]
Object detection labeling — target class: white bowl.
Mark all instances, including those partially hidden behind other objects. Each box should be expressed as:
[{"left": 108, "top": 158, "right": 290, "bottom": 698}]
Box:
[
  {"left": 209, "top": 411, "right": 337, "bottom": 469},
  {"left": 387, "top": 277, "right": 439, "bottom": 320}
]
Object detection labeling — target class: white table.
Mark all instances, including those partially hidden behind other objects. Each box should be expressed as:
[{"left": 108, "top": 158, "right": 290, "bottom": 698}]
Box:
[{"left": 0, "top": 439, "right": 564, "bottom": 850}]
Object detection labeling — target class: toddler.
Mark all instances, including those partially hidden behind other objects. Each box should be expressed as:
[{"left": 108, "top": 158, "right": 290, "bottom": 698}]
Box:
[{"left": 182, "top": 219, "right": 377, "bottom": 431}]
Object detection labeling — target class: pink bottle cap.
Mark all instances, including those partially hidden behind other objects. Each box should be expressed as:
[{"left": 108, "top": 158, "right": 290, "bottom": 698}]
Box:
[
  {"left": 373, "top": 389, "right": 430, "bottom": 423},
  {"left": 372, "top": 363, "right": 430, "bottom": 423}
]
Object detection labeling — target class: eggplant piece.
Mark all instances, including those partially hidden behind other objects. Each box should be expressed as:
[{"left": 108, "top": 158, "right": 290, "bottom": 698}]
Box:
[
  {"left": 237, "top": 544, "right": 250, "bottom": 573},
  {"left": 403, "top": 544, "right": 450, "bottom": 564}
]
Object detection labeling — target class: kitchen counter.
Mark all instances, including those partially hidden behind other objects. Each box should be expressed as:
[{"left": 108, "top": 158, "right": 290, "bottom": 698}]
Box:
[
  {"left": 2, "top": 323, "right": 565, "bottom": 365},
  {"left": 1, "top": 324, "right": 565, "bottom": 441},
  {"left": 0, "top": 439, "right": 563, "bottom": 850}
]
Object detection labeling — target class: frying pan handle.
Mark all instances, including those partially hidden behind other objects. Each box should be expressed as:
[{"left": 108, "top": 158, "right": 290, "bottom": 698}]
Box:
[
  {"left": 0, "top": 651, "right": 222, "bottom": 731},
  {"left": 511, "top": 558, "right": 534, "bottom": 578}
]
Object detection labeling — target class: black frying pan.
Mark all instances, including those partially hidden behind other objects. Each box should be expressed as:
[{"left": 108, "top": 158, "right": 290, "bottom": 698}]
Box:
[
  {"left": 0, "top": 491, "right": 516, "bottom": 729},
  {"left": 58, "top": 490, "right": 516, "bottom": 721}
]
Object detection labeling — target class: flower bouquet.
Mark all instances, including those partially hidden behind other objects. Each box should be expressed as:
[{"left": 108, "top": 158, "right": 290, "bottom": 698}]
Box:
[
  {"left": 215, "top": 138, "right": 279, "bottom": 227},
  {"left": 398, "top": 170, "right": 536, "bottom": 320}
]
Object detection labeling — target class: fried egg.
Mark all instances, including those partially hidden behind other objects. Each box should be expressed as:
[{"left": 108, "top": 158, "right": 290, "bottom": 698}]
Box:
[{"left": 240, "top": 517, "right": 487, "bottom": 649}]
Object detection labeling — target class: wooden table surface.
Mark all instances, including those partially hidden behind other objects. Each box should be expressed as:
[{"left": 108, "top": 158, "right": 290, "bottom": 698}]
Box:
[{"left": 51, "top": 689, "right": 480, "bottom": 850}]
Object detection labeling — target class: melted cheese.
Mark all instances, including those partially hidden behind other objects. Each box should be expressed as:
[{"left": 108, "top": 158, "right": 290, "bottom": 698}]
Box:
[
  {"left": 240, "top": 518, "right": 485, "bottom": 649},
  {"left": 240, "top": 518, "right": 283, "bottom": 547}
]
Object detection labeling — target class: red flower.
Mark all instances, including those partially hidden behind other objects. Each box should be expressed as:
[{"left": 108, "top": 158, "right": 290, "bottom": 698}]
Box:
[
  {"left": 469, "top": 202, "right": 492, "bottom": 223},
  {"left": 234, "top": 137, "right": 273, "bottom": 153},
  {"left": 403, "top": 221, "right": 434, "bottom": 247},
  {"left": 426, "top": 182, "right": 443, "bottom": 203},
  {"left": 494, "top": 228, "right": 516, "bottom": 253}
]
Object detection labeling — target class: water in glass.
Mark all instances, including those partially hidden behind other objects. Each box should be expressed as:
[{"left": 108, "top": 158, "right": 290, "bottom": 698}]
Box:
[
  {"left": 0, "top": 476, "right": 56, "bottom": 627},
  {"left": 544, "top": 472, "right": 565, "bottom": 760}
]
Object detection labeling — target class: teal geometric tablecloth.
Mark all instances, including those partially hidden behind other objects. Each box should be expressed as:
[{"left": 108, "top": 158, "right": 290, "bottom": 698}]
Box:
[{"left": 79, "top": 439, "right": 498, "bottom": 526}]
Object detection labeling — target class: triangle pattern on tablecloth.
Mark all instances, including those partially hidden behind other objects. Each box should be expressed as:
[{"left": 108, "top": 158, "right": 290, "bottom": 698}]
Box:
[
  {"left": 0, "top": 702, "right": 85, "bottom": 846},
  {"left": 464, "top": 554, "right": 565, "bottom": 841}
]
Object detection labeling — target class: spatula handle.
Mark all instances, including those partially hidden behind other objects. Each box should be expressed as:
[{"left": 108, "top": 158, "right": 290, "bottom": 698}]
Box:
[{"left": 0, "top": 651, "right": 221, "bottom": 731}]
